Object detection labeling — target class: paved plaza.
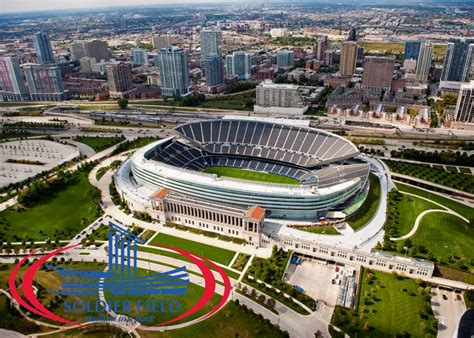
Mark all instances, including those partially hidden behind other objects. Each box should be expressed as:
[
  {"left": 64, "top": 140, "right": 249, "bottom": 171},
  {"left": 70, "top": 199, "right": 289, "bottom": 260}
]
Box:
[{"left": 0, "top": 140, "right": 80, "bottom": 187}]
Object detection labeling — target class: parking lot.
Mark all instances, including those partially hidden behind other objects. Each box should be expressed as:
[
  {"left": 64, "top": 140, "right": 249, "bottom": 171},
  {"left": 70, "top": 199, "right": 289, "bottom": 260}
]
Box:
[
  {"left": 431, "top": 287, "right": 466, "bottom": 338},
  {"left": 284, "top": 258, "right": 343, "bottom": 321}
]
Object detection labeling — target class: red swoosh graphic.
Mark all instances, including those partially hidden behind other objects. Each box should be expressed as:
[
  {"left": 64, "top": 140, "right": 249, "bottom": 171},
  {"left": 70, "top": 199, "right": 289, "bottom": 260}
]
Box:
[{"left": 10, "top": 243, "right": 232, "bottom": 328}]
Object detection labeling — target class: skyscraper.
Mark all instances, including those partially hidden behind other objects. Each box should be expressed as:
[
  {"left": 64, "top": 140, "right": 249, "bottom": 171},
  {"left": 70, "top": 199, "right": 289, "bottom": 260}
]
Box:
[
  {"left": 347, "top": 27, "right": 357, "bottom": 42},
  {"left": 404, "top": 41, "right": 422, "bottom": 60},
  {"left": 0, "top": 57, "right": 29, "bottom": 101},
  {"left": 202, "top": 54, "right": 224, "bottom": 87},
  {"left": 32, "top": 32, "right": 55, "bottom": 64},
  {"left": 70, "top": 42, "right": 86, "bottom": 61},
  {"left": 362, "top": 57, "right": 394, "bottom": 91},
  {"left": 340, "top": 41, "right": 358, "bottom": 76},
  {"left": 454, "top": 80, "right": 474, "bottom": 123},
  {"left": 84, "top": 40, "right": 112, "bottom": 62},
  {"left": 276, "top": 50, "right": 294, "bottom": 69},
  {"left": 23, "top": 64, "right": 68, "bottom": 101},
  {"left": 200, "top": 29, "right": 222, "bottom": 61},
  {"left": 155, "top": 46, "right": 190, "bottom": 96},
  {"left": 415, "top": 42, "right": 433, "bottom": 82},
  {"left": 152, "top": 34, "right": 170, "bottom": 50},
  {"left": 441, "top": 39, "right": 474, "bottom": 82},
  {"left": 132, "top": 48, "right": 149, "bottom": 66},
  {"left": 314, "top": 36, "right": 328, "bottom": 61},
  {"left": 106, "top": 62, "right": 133, "bottom": 98},
  {"left": 226, "top": 51, "right": 251, "bottom": 80}
]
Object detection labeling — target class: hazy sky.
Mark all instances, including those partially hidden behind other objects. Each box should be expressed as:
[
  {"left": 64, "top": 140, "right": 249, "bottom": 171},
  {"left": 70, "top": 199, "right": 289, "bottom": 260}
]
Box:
[{"left": 1, "top": 0, "right": 227, "bottom": 13}]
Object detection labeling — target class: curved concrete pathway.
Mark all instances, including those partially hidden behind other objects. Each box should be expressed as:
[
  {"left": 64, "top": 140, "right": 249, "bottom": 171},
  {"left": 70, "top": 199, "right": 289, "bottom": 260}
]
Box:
[{"left": 390, "top": 191, "right": 469, "bottom": 241}]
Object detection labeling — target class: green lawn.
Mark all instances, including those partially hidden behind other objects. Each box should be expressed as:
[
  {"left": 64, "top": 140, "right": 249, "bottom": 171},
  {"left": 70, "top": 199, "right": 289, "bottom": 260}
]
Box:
[
  {"left": 347, "top": 174, "right": 381, "bottom": 230},
  {"left": 73, "top": 135, "right": 124, "bottom": 152},
  {"left": 391, "top": 193, "right": 438, "bottom": 237},
  {"left": 0, "top": 171, "right": 101, "bottom": 242},
  {"left": 332, "top": 269, "right": 437, "bottom": 337},
  {"left": 202, "top": 166, "right": 300, "bottom": 185},
  {"left": 139, "top": 246, "right": 241, "bottom": 280},
  {"left": 149, "top": 233, "right": 235, "bottom": 265},
  {"left": 409, "top": 212, "right": 473, "bottom": 268},
  {"left": 395, "top": 182, "right": 474, "bottom": 222},
  {"left": 299, "top": 225, "right": 340, "bottom": 235}
]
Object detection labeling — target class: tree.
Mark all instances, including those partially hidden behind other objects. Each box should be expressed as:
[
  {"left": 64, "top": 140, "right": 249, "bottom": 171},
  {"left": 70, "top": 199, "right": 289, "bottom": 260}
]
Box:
[
  {"left": 117, "top": 98, "right": 128, "bottom": 109},
  {"left": 250, "top": 288, "right": 257, "bottom": 299},
  {"left": 266, "top": 298, "right": 276, "bottom": 309}
]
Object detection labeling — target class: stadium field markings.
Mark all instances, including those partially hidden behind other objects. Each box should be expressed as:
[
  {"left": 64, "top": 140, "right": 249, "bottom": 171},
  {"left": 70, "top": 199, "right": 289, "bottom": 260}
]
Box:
[{"left": 202, "top": 166, "right": 300, "bottom": 185}]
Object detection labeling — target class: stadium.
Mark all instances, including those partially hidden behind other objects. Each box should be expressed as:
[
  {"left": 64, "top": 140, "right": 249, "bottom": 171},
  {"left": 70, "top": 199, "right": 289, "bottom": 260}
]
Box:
[{"left": 125, "top": 117, "right": 370, "bottom": 221}]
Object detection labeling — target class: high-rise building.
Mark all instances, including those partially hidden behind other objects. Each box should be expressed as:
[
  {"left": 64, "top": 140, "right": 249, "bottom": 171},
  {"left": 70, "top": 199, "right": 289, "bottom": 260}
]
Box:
[
  {"left": 70, "top": 42, "right": 86, "bottom": 61},
  {"left": 415, "top": 42, "right": 433, "bottom": 82},
  {"left": 340, "top": 41, "right": 358, "bottom": 76},
  {"left": 404, "top": 41, "right": 422, "bottom": 60},
  {"left": 361, "top": 57, "right": 394, "bottom": 91},
  {"left": 80, "top": 57, "right": 97, "bottom": 73},
  {"left": 152, "top": 34, "right": 170, "bottom": 50},
  {"left": 347, "top": 27, "right": 357, "bottom": 42},
  {"left": 276, "top": 50, "right": 294, "bottom": 69},
  {"left": 0, "top": 57, "right": 29, "bottom": 101},
  {"left": 106, "top": 62, "right": 133, "bottom": 98},
  {"left": 202, "top": 54, "right": 224, "bottom": 87},
  {"left": 200, "top": 29, "right": 222, "bottom": 61},
  {"left": 155, "top": 46, "right": 190, "bottom": 96},
  {"left": 84, "top": 40, "right": 112, "bottom": 62},
  {"left": 441, "top": 39, "right": 474, "bottom": 82},
  {"left": 226, "top": 51, "right": 251, "bottom": 80},
  {"left": 32, "top": 32, "right": 55, "bottom": 64},
  {"left": 132, "top": 48, "right": 149, "bottom": 66},
  {"left": 23, "top": 64, "right": 68, "bottom": 101},
  {"left": 454, "top": 80, "right": 474, "bottom": 123},
  {"left": 254, "top": 80, "right": 306, "bottom": 114},
  {"left": 314, "top": 36, "right": 328, "bottom": 61}
]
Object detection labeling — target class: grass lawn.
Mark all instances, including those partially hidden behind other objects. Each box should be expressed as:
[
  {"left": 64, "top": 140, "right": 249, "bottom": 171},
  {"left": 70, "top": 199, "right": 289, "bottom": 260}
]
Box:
[
  {"left": 347, "top": 174, "right": 381, "bottom": 230},
  {"left": 202, "top": 166, "right": 300, "bottom": 185},
  {"left": 459, "top": 167, "right": 472, "bottom": 174},
  {"left": 0, "top": 171, "right": 101, "bottom": 242},
  {"left": 409, "top": 212, "right": 473, "bottom": 268},
  {"left": 395, "top": 182, "right": 474, "bottom": 222},
  {"left": 299, "top": 225, "right": 340, "bottom": 235},
  {"left": 76, "top": 104, "right": 120, "bottom": 111},
  {"left": 149, "top": 233, "right": 235, "bottom": 265},
  {"left": 332, "top": 269, "right": 437, "bottom": 337},
  {"left": 139, "top": 246, "right": 241, "bottom": 280},
  {"left": 391, "top": 193, "right": 438, "bottom": 237},
  {"left": 73, "top": 135, "right": 124, "bottom": 152},
  {"left": 200, "top": 91, "right": 255, "bottom": 111}
]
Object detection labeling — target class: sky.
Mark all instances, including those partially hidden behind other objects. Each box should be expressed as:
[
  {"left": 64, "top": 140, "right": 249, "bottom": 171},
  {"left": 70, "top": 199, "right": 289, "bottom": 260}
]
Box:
[{"left": 1, "top": 0, "right": 229, "bottom": 13}]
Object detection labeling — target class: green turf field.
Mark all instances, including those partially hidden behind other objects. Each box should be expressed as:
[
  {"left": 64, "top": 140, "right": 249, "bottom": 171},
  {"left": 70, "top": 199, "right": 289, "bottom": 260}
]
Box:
[
  {"left": 0, "top": 171, "right": 101, "bottom": 242},
  {"left": 202, "top": 166, "right": 300, "bottom": 185},
  {"left": 149, "top": 233, "right": 236, "bottom": 265},
  {"left": 346, "top": 174, "right": 381, "bottom": 230},
  {"left": 332, "top": 269, "right": 437, "bottom": 337}
]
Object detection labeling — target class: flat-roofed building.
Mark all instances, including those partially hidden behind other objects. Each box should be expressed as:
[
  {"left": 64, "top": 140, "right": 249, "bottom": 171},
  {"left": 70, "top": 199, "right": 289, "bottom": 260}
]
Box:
[
  {"left": 454, "top": 80, "right": 474, "bottom": 123},
  {"left": 362, "top": 57, "right": 394, "bottom": 91}
]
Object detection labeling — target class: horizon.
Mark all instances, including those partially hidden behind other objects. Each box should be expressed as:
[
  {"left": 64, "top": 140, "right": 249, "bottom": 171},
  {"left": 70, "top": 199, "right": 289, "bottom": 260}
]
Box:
[{"left": 2, "top": 0, "right": 471, "bottom": 15}]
